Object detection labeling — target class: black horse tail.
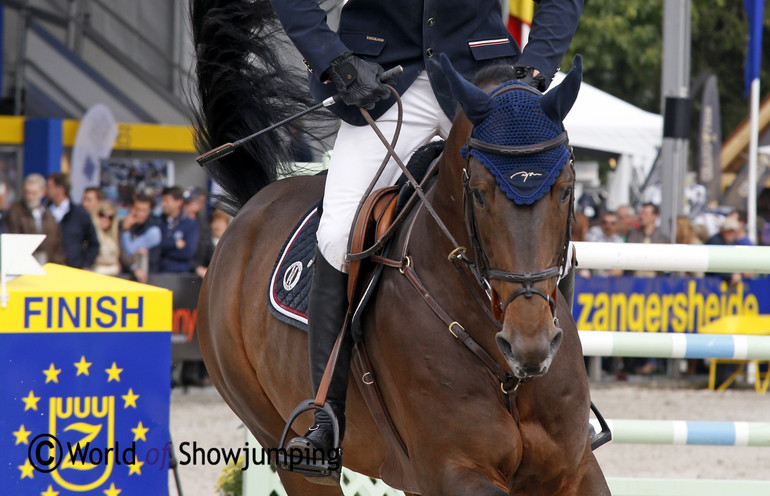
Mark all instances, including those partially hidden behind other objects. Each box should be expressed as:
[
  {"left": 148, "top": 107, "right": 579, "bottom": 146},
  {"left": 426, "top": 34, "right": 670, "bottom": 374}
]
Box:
[{"left": 190, "top": 0, "right": 334, "bottom": 215}]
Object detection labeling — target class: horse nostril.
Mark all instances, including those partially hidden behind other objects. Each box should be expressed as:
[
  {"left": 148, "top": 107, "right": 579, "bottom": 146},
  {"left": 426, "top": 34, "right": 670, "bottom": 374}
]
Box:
[{"left": 496, "top": 333, "right": 513, "bottom": 357}]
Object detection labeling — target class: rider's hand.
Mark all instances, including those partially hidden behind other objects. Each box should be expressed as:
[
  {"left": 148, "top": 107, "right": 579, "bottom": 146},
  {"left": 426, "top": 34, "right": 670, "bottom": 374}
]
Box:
[
  {"left": 326, "top": 52, "right": 391, "bottom": 109},
  {"left": 513, "top": 63, "right": 547, "bottom": 92}
]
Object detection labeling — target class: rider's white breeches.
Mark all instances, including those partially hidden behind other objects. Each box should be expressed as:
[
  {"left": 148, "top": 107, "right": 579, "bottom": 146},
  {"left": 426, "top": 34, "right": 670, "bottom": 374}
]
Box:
[{"left": 316, "top": 71, "right": 453, "bottom": 272}]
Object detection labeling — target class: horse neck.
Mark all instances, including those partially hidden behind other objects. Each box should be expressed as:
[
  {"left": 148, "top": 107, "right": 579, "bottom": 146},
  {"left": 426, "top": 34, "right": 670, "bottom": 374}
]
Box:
[
  {"left": 406, "top": 113, "right": 503, "bottom": 360},
  {"left": 427, "top": 114, "right": 472, "bottom": 250},
  {"left": 411, "top": 114, "right": 496, "bottom": 317}
]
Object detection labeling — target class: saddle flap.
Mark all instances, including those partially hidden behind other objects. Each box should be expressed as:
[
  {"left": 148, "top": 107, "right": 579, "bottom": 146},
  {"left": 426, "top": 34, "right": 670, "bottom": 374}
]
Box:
[{"left": 348, "top": 186, "right": 400, "bottom": 302}]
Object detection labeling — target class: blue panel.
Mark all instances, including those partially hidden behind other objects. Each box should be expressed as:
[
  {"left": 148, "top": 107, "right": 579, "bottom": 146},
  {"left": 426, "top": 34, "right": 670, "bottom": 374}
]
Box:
[
  {"left": 0, "top": 332, "right": 170, "bottom": 495},
  {"left": 23, "top": 119, "right": 62, "bottom": 177},
  {"left": 684, "top": 335, "right": 735, "bottom": 359},
  {"left": 686, "top": 421, "right": 736, "bottom": 446},
  {"left": 573, "top": 276, "right": 770, "bottom": 333},
  {"left": 0, "top": 6, "right": 4, "bottom": 95}
]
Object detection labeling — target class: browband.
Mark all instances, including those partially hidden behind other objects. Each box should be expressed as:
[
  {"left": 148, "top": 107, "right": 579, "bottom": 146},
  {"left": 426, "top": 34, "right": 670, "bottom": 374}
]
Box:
[{"left": 466, "top": 131, "right": 569, "bottom": 156}]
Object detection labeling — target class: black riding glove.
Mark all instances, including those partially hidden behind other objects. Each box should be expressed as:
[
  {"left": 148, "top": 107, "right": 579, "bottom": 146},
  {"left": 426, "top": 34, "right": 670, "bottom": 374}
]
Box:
[
  {"left": 513, "top": 63, "right": 547, "bottom": 92},
  {"left": 327, "top": 52, "right": 391, "bottom": 110}
]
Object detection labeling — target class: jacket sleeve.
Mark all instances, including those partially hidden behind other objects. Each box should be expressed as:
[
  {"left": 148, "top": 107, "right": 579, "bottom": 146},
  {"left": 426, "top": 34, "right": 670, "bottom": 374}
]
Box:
[
  {"left": 517, "top": 0, "right": 583, "bottom": 85},
  {"left": 120, "top": 227, "right": 161, "bottom": 256},
  {"left": 5, "top": 205, "right": 21, "bottom": 233},
  {"left": 268, "top": 0, "right": 349, "bottom": 77},
  {"left": 83, "top": 212, "right": 101, "bottom": 267}
]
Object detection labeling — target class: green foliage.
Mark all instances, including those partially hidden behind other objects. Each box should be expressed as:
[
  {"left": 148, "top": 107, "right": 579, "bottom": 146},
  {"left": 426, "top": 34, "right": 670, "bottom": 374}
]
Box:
[
  {"left": 564, "top": 0, "right": 770, "bottom": 139},
  {"left": 564, "top": 0, "right": 662, "bottom": 112},
  {"left": 215, "top": 456, "right": 243, "bottom": 496}
]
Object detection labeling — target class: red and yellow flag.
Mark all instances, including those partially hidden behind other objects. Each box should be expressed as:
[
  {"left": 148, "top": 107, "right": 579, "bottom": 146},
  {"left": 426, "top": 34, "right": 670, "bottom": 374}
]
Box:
[{"left": 507, "top": 0, "right": 534, "bottom": 47}]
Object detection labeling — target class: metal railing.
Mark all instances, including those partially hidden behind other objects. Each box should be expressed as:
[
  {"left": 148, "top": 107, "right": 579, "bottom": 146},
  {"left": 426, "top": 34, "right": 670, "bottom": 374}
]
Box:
[{"left": 6, "top": 0, "right": 190, "bottom": 119}]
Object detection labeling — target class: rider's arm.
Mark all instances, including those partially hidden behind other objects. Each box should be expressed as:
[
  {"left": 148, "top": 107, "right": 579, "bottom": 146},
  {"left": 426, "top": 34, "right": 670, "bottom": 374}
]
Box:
[
  {"left": 120, "top": 226, "right": 161, "bottom": 256},
  {"left": 268, "top": 0, "right": 349, "bottom": 79},
  {"left": 517, "top": 0, "right": 583, "bottom": 86}
]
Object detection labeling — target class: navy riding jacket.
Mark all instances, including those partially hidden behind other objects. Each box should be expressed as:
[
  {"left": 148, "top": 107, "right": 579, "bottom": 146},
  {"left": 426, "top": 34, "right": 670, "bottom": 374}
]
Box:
[
  {"left": 159, "top": 213, "right": 199, "bottom": 273},
  {"left": 269, "top": 0, "right": 582, "bottom": 125},
  {"left": 60, "top": 203, "right": 100, "bottom": 269}
]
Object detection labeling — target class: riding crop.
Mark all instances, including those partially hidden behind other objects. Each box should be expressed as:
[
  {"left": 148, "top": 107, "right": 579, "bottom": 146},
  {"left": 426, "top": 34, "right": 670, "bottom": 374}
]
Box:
[{"left": 196, "top": 65, "right": 404, "bottom": 167}]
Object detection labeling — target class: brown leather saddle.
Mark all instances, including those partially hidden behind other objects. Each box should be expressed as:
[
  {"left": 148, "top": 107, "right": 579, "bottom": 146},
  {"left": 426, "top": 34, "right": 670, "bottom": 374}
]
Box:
[{"left": 347, "top": 185, "right": 400, "bottom": 304}]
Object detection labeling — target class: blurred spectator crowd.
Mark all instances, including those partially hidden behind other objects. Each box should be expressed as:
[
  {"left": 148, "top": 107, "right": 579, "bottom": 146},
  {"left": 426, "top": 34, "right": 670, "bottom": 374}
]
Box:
[
  {"left": 572, "top": 196, "right": 768, "bottom": 381},
  {"left": 0, "top": 173, "right": 230, "bottom": 281},
  {"left": 1, "top": 173, "right": 767, "bottom": 386}
]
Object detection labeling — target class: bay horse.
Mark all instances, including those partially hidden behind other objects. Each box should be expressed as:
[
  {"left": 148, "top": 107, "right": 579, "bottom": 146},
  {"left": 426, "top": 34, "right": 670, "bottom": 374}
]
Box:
[{"left": 192, "top": 1, "right": 609, "bottom": 494}]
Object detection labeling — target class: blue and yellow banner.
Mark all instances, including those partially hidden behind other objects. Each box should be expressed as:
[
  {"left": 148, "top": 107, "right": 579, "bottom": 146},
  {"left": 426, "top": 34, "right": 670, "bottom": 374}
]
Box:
[
  {"left": 574, "top": 276, "right": 769, "bottom": 333},
  {"left": 1, "top": 265, "right": 171, "bottom": 333},
  {"left": 1, "top": 265, "right": 172, "bottom": 495}
]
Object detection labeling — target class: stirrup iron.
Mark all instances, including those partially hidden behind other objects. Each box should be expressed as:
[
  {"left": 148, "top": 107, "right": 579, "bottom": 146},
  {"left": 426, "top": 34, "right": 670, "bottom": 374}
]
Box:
[
  {"left": 274, "top": 400, "right": 343, "bottom": 482},
  {"left": 589, "top": 401, "right": 612, "bottom": 450}
]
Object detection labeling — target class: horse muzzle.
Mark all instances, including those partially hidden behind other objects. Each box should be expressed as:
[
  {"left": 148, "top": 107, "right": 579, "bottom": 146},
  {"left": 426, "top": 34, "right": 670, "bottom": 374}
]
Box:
[{"left": 495, "top": 322, "right": 563, "bottom": 380}]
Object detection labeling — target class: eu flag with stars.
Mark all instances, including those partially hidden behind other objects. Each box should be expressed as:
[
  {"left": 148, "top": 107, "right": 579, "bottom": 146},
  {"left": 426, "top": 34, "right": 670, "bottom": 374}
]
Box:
[
  {"left": 0, "top": 265, "right": 172, "bottom": 496},
  {"left": 1, "top": 333, "right": 171, "bottom": 495}
]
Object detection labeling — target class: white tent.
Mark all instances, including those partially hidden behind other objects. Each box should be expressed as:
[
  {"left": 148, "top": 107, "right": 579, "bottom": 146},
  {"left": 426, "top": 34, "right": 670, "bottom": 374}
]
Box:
[{"left": 549, "top": 72, "right": 664, "bottom": 209}]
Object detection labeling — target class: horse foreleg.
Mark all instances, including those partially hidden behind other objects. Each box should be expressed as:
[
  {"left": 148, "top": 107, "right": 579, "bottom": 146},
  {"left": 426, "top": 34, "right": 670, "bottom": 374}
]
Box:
[
  {"left": 571, "top": 444, "right": 611, "bottom": 496},
  {"left": 416, "top": 463, "right": 510, "bottom": 496},
  {"left": 205, "top": 331, "right": 339, "bottom": 496}
]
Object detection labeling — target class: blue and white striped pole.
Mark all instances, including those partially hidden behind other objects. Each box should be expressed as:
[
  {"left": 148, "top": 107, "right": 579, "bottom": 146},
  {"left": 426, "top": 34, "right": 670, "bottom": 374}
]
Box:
[
  {"left": 579, "top": 331, "right": 770, "bottom": 360},
  {"left": 589, "top": 419, "right": 770, "bottom": 447}
]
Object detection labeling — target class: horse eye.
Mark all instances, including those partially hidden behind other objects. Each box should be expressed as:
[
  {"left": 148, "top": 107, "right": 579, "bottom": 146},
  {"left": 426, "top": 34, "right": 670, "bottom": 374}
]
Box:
[
  {"left": 561, "top": 187, "right": 573, "bottom": 203},
  {"left": 472, "top": 190, "right": 487, "bottom": 207}
]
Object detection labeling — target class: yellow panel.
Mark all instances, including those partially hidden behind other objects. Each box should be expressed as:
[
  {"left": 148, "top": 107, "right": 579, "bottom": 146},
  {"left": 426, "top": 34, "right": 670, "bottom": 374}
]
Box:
[
  {"left": 7, "top": 117, "right": 197, "bottom": 153},
  {"left": 699, "top": 315, "right": 770, "bottom": 335},
  {"left": 62, "top": 119, "right": 80, "bottom": 147},
  {"left": 0, "top": 116, "right": 26, "bottom": 145},
  {"left": 113, "top": 123, "right": 197, "bottom": 153},
  {"left": 0, "top": 264, "right": 172, "bottom": 333},
  {"left": 63, "top": 120, "right": 196, "bottom": 153}
]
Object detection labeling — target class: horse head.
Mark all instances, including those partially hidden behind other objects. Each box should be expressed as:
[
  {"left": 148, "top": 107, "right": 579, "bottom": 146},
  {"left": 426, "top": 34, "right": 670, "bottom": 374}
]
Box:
[{"left": 442, "top": 54, "right": 582, "bottom": 380}]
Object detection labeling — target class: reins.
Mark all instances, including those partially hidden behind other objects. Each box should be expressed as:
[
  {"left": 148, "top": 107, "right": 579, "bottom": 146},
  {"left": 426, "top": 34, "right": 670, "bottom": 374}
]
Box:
[
  {"left": 346, "top": 86, "right": 463, "bottom": 262},
  {"left": 352, "top": 88, "right": 526, "bottom": 410},
  {"left": 342, "top": 79, "right": 576, "bottom": 415}
]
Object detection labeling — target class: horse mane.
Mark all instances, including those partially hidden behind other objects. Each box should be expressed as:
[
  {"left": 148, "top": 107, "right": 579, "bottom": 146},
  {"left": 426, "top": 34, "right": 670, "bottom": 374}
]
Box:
[
  {"left": 190, "top": 0, "right": 336, "bottom": 215},
  {"left": 472, "top": 63, "right": 519, "bottom": 87}
]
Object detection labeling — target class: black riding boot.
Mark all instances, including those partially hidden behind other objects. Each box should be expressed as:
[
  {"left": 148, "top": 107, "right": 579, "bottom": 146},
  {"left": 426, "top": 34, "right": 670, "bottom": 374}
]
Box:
[{"left": 285, "top": 248, "right": 353, "bottom": 483}]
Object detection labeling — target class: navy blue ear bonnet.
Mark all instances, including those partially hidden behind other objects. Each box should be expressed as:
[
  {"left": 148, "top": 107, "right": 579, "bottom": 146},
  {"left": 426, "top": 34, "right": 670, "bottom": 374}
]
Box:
[
  {"left": 460, "top": 81, "right": 571, "bottom": 205},
  {"left": 441, "top": 54, "right": 582, "bottom": 206}
]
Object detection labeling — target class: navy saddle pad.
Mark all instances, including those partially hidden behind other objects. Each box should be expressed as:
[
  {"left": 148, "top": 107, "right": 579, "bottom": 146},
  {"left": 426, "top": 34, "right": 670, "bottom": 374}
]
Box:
[
  {"left": 266, "top": 140, "right": 446, "bottom": 332},
  {"left": 267, "top": 202, "right": 320, "bottom": 332}
]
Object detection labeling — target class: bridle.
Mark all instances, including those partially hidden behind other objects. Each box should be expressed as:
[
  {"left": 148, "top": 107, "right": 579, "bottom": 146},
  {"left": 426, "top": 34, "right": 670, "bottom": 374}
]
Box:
[
  {"left": 361, "top": 80, "right": 576, "bottom": 405},
  {"left": 459, "top": 82, "right": 575, "bottom": 324}
]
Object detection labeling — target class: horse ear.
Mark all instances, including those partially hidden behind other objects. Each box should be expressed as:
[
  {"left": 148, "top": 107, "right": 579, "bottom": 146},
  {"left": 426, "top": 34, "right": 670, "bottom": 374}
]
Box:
[
  {"left": 540, "top": 54, "right": 582, "bottom": 123},
  {"left": 440, "top": 53, "right": 495, "bottom": 124}
]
